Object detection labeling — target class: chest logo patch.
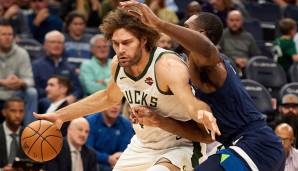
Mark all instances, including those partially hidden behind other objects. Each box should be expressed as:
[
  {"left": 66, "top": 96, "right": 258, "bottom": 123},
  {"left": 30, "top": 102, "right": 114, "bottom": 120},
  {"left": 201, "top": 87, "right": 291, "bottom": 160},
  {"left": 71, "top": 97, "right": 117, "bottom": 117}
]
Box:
[{"left": 145, "top": 77, "right": 153, "bottom": 86}]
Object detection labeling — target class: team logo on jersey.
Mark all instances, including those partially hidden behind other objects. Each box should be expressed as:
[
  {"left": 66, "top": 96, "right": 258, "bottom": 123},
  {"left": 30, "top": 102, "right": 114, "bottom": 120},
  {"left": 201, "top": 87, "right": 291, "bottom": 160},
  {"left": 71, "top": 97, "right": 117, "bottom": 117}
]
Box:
[{"left": 145, "top": 77, "right": 153, "bottom": 86}]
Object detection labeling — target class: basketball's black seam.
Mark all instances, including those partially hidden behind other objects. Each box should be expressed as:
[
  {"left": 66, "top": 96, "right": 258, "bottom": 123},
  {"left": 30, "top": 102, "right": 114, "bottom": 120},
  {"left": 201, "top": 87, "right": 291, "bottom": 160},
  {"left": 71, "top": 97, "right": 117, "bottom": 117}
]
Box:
[
  {"left": 40, "top": 135, "right": 63, "bottom": 162},
  {"left": 26, "top": 124, "right": 53, "bottom": 154},
  {"left": 39, "top": 135, "right": 62, "bottom": 162},
  {"left": 26, "top": 124, "right": 54, "bottom": 154},
  {"left": 22, "top": 131, "right": 39, "bottom": 140},
  {"left": 41, "top": 136, "right": 60, "bottom": 154},
  {"left": 21, "top": 120, "right": 44, "bottom": 141},
  {"left": 41, "top": 139, "right": 44, "bottom": 161}
]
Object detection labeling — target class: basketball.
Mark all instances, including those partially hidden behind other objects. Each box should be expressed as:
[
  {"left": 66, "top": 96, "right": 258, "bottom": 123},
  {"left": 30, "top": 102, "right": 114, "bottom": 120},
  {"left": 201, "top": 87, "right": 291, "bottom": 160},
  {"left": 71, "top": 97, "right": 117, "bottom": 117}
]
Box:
[{"left": 21, "top": 120, "right": 63, "bottom": 162}]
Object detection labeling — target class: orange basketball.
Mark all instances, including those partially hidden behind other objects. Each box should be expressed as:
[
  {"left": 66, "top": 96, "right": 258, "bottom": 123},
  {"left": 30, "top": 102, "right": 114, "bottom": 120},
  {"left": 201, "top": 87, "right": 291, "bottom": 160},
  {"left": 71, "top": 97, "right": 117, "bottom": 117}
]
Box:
[{"left": 21, "top": 120, "right": 63, "bottom": 162}]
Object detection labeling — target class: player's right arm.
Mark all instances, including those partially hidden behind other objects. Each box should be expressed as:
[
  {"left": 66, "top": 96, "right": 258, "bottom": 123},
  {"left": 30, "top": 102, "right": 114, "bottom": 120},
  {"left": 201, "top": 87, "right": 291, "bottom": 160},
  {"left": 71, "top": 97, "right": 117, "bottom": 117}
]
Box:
[{"left": 34, "top": 57, "right": 123, "bottom": 128}]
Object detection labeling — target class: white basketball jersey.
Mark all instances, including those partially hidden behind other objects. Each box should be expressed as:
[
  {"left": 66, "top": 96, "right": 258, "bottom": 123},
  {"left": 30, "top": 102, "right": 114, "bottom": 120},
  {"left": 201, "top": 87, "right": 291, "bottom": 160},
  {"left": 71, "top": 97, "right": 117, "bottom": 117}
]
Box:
[{"left": 115, "top": 47, "right": 192, "bottom": 149}]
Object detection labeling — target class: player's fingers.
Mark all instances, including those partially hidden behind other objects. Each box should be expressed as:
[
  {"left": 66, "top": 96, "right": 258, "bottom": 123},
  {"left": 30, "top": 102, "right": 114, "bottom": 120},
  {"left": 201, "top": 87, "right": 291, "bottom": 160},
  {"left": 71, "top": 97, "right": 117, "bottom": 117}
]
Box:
[
  {"left": 133, "top": 106, "right": 150, "bottom": 117},
  {"left": 211, "top": 131, "right": 216, "bottom": 140},
  {"left": 203, "top": 111, "right": 219, "bottom": 136},
  {"left": 212, "top": 120, "right": 221, "bottom": 136},
  {"left": 33, "top": 112, "right": 42, "bottom": 119},
  {"left": 127, "top": 9, "right": 143, "bottom": 18},
  {"left": 33, "top": 112, "right": 49, "bottom": 121},
  {"left": 198, "top": 111, "right": 209, "bottom": 134},
  {"left": 119, "top": 0, "right": 139, "bottom": 7},
  {"left": 206, "top": 113, "right": 221, "bottom": 137},
  {"left": 197, "top": 110, "right": 204, "bottom": 121},
  {"left": 54, "top": 119, "right": 63, "bottom": 129}
]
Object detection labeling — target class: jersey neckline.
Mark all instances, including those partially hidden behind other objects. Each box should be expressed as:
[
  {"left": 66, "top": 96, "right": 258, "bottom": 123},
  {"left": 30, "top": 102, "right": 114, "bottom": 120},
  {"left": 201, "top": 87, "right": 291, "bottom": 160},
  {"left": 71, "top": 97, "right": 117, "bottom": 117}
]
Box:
[{"left": 123, "top": 47, "right": 157, "bottom": 81}]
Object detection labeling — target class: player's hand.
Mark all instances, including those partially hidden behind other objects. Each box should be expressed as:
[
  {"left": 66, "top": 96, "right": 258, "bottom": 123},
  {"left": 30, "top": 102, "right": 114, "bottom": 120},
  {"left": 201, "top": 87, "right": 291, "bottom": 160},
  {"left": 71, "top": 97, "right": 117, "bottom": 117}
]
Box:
[
  {"left": 197, "top": 110, "right": 221, "bottom": 140},
  {"left": 119, "top": 0, "right": 162, "bottom": 29},
  {"left": 132, "top": 106, "right": 162, "bottom": 127},
  {"left": 33, "top": 112, "right": 63, "bottom": 129},
  {"left": 108, "top": 152, "right": 122, "bottom": 167}
]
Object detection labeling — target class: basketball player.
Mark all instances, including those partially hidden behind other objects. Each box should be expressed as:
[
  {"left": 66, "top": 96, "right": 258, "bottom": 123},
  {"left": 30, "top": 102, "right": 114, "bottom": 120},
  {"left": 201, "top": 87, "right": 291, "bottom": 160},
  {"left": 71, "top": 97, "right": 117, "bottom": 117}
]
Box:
[
  {"left": 34, "top": 9, "right": 220, "bottom": 171},
  {"left": 120, "top": 1, "right": 285, "bottom": 171}
]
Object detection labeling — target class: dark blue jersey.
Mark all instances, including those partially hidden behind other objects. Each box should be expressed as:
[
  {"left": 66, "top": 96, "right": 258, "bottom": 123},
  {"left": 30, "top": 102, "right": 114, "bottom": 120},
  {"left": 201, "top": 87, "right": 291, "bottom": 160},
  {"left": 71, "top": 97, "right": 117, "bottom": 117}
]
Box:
[
  {"left": 194, "top": 55, "right": 285, "bottom": 171},
  {"left": 195, "top": 57, "right": 265, "bottom": 146}
]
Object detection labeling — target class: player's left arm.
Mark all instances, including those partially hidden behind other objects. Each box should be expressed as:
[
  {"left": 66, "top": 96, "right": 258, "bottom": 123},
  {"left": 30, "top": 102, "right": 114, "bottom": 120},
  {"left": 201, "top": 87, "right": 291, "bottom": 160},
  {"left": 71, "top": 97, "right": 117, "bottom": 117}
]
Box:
[
  {"left": 155, "top": 54, "right": 221, "bottom": 139},
  {"left": 133, "top": 106, "right": 213, "bottom": 143}
]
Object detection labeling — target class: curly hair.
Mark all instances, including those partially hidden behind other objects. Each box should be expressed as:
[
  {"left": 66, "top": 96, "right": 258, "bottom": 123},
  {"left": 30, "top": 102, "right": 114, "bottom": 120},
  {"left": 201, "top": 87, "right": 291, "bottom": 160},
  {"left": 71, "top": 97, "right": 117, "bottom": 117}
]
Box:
[{"left": 100, "top": 9, "right": 160, "bottom": 52}]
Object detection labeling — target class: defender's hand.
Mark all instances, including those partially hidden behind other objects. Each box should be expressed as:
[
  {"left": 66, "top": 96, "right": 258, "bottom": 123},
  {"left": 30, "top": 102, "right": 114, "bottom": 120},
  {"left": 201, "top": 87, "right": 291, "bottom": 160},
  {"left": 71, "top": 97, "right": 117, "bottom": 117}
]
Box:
[{"left": 120, "top": 1, "right": 162, "bottom": 29}]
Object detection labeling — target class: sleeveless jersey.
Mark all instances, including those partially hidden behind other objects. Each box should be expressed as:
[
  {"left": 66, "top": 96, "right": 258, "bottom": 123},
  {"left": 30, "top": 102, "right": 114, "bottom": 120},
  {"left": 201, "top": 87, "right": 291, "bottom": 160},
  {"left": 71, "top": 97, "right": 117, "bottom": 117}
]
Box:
[
  {"left": 194, "top": 54, "right": 284, "bottom": 171},
  {"left": 115, "top": 47, "right": 192, "bottom": 149}
]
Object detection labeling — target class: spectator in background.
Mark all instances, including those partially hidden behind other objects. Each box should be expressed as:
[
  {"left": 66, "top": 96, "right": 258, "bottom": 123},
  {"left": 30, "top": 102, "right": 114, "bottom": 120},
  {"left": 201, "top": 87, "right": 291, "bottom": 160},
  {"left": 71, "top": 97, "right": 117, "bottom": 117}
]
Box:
[
  {"left": 44, "top": 117, "right": 98, "bottom": 171},
  {"left": 202, "top": 0, "right": 248, "bottom": 27},
  {"left": 0, "top": 20, "right": 37, "bottom": 125},
  {"left": 27, "top": 0, "right": 63, "bottom": 43},
  {"left": 17, "top": 0, "right": 31, "bottom": 10},
  {"left": 64, "top": 11, "right": 92, "bottom": 70},
  {"left": 32, "top": 30, "right": 83, "bottom": 104},
  {"left": 0, "top": 98, "right": 28, "bottom": 170},
  {"left": 273, "top": 0, "right": 297, "bottom": 15},
  {"left": 79, "top": 34, "right": 112, "bottom": 95},
  {"left": 156, "top": 33, "right": 174, "bottom": 50},
  {"left": 275, "top": 94, "right": 298, "bottom": 148},
  {"left": 86, "top": 104, "right": 134, "bottom": 171},
  {"left": 145, "top": 0, "right": 179, "bottom": 24},
  {"left": 76, "top": 0, "right": 101, "bottom": 28},
  {"left": 39, "top": 76, "right": 72, "bottom": 136},
  {"left": 275, "top": 123, "right": 298, "bottom": 171},
  {"left": 273, "top": 18, "right": 298, "bottom": 72},
  {"left": 179, "top": 1, "right": 201, "bottom": 26},
  {"left": 0, "top": 0, "right": 30, "bottom": 37},
  {"left": 219, "top": 10, "right": 261, "bottom": 74}
]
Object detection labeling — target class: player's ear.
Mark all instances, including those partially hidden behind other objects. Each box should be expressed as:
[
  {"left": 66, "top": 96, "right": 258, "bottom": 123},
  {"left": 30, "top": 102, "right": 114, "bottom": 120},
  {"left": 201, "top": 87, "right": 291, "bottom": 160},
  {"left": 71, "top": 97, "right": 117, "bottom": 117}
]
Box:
[{"left": 140, "top": 37, "right": 147, "bottom": 48}]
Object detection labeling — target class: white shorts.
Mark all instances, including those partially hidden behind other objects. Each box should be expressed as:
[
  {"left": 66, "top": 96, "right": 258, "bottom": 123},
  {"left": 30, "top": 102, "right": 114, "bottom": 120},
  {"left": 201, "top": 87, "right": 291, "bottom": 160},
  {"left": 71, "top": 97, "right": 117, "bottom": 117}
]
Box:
[{"left": 113, "top": 136, "right": 194, "bottom": 171}]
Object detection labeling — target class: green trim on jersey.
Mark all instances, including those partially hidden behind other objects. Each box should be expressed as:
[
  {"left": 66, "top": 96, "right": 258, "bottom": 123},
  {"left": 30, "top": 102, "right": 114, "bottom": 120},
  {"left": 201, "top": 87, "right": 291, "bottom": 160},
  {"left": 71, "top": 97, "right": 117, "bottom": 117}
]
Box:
[
  {"left": 220, "top": 154, "right": 230, "bottom": 163},
  {"left": 114, "top": 64, "right": 121, "bottom": 82},
  {"left": 154, "top": 51, "right": 179, "bottom": 95},
  {"left": 123, "top": 47, "right": 157, "bottom": 81},
  {"left": 191, "top": 142, "right": 202, "bottom": 167}
]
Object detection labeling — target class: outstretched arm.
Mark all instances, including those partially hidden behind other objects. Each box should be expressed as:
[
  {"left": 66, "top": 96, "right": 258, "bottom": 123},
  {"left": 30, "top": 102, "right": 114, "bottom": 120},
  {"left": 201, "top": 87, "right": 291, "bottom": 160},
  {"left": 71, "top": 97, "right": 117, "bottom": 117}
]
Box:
[
  {"left": 120, "top": 1, "right": 220, "bottom": 67},
  {"left": 34, "top": 57, "right": 123, "bottom": 128}
]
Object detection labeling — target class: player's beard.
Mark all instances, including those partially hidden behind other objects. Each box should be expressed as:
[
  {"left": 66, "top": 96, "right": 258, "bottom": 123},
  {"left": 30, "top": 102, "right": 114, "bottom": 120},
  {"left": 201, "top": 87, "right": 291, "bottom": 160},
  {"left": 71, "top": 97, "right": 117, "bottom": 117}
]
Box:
[
  {"left": 132, "top": 45, "right": 142, "bottom": 65},
  {"left": 122, "top": 44, "right": 143, "bottom": 67}
]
